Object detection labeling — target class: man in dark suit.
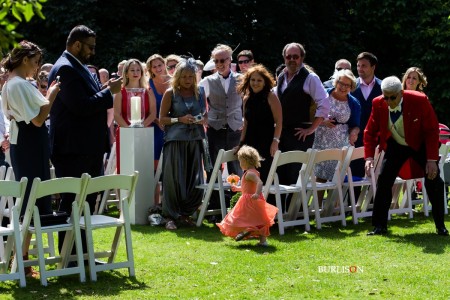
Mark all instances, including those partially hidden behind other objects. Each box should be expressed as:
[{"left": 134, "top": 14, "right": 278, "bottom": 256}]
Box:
[
  {"left": 48, "top": 25, "right": 122, "bottom": 252},
  {"left": 350, "top": 52, "right": 382, "bottom": 179},
  {"left": 364, "top": 76, "right": 448, "bottom": 236}
]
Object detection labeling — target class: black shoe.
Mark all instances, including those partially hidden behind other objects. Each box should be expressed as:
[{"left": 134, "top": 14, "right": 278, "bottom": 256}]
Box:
[
  {"left": 436, "top": 227, "right": 449, "bottom": 236},
  {"left": 367, "top": 227, "right": 387, "bottom": 236}
]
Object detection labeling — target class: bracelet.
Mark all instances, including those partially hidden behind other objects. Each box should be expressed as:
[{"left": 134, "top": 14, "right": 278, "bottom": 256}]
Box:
[
  {"left": 273, "top": 137, "right": 280, "bottom": 143},
  {"left": 171, "top": 117, "right": 178, "bottom": 124}
]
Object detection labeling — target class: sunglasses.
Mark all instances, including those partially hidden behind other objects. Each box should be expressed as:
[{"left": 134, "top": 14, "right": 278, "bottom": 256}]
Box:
[
  {"left": 167, "top": 65, "right": 177, "bottom": 71},
  {"left": 336, "top": 67, "right": 349, "bottom": 71},
  {"left": 383, "top": 95, "right": 398, "bottom": 101},
  {"left": 39, "top": 85, "right": 48, "bottom": 89},
  {"left": 285, "top": 54, "right": 300, "bottom": 60},
  {"left": 238, "top": 59, "right": 250, "bottom": 65},
  {"left": 213, "top": 57, "right": 230, "bottom": 64},
  {"left": 81, "top": 41, "right": 95, "bottom": 51}
]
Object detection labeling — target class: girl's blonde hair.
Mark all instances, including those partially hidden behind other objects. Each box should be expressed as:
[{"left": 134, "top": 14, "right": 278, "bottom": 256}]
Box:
[
  {"left": 122, "top": 58, "right": 148, "bottom": 88},
  {"left": 237, "top": 145, "right": 263, "bottom": 168}
]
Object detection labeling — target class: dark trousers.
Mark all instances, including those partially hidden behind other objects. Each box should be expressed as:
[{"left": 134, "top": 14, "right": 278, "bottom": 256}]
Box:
[
  {"left": 372, "top": 138, "right": 445, "bottom": 228},
  {"left": 206, "top": 127, "right": 242, "bottom": 210},
  {"left": 278, "top": 127, "right": 315, "bottom": 185},
  {"left": 52, "top": 153, "right": 103, "bottom": 254}
]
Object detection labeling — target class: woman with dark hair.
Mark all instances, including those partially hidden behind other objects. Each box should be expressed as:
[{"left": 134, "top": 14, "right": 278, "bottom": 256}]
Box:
[
  {"left": 1, "top": 40, "right": 60, "bottom": 277},
  {"left": 236, "top": 64, "right": 282, "bottom": 182},
  {"left": 1, "top": 40, "right": 60, "bottom": 216},
  {"left": 159, "top": 58, "right": 207, "bottom": 230}
]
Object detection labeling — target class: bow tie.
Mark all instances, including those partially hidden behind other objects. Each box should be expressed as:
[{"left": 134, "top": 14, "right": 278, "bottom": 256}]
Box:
[
  {"left": 389, "top": 106, "right": 402, "bottom": 113},
  {"left": 220, "top": 72, "right": 231, "bottom": 79}
]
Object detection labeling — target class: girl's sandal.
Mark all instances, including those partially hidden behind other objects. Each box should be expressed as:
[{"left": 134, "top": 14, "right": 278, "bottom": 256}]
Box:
[
  {"left": 235, "top": 231, "right": 251, "bottom": 241},
  {"left": 165, "top": 220, "right": 177, "bottom": 230}
]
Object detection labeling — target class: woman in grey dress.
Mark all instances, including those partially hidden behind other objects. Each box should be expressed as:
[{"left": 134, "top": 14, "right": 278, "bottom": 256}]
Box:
[{"left": 159, "top": 58, "right": 207, "bottom": 230}]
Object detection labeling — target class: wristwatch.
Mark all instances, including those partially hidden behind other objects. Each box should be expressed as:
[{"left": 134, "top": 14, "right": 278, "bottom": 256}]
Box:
[
  {"left": 273, "top": 137, "right": 280, "bottom": 143},
  {"left": 171, "top": 118, "right": 178, "bottom": 124}
]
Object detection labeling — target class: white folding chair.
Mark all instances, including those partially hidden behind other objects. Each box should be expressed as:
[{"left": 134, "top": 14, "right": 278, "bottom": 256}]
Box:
[
  {"left": 196, "top": 149, "right": 238, "bottom": 227},
  {"left": 15, "top": 175, "right": 89, "bottom": 286},
  {"left": 0, "top": 178, "right": 27, "bottom": 287},
  {"left": 0, "top": 167, "right": 15, "bottom": 226},
  {"left": 80, "top": 171, "right": 139, "bottom": 281},
  {"left": 342, "top": 146, "right": 380, "bottom": 224},
  {"left": 305, "top": 148, "right": 348, "bottom": 229},
  {"left": 262, "top": 149, "right": 316, "bottom": 235},
  {"left": 96, "top": 142, "right": 119, "bottom": 215}
]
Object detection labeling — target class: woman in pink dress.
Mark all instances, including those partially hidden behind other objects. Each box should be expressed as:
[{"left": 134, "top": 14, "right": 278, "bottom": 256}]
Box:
[
  {"left": 217, "top": 145, "right": 278, "bottom": 246},
  {"left": 114, "top": 58, "right": 157, "bottom": 172}
]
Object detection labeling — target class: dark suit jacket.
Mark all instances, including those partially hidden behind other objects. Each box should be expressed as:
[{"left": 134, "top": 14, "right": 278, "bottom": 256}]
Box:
[
  {"left": 351, "top": 77, "right": 382, "bottom": 144},
  {"left": 364, "top": 90, "right": 440, "bottom": 179},
  {"left": 48, "top": 51, "right": 113, "bottom": 156}
]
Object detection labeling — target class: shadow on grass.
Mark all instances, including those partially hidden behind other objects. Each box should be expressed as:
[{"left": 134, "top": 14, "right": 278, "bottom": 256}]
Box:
[{"left": 7, "top": 271, "right": 148, "bottom": 299}]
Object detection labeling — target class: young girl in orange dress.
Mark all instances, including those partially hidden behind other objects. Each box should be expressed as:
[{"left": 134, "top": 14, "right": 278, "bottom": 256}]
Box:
[{"left": 217, "top": 145, "right": 278, "bottom": 246}]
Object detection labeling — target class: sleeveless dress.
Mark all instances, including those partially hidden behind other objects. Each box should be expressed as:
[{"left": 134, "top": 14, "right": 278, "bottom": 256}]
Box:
[
  {"left": 312, "top": 95, "right": 351, "bottom": 180},
  {"left": 217, "top": 169, "right": 278, "bottom": 239},
  {"left": 149, "top": 79, "right": 164, "bottom": 161},
  {"left": 115, "top": 87, "right": 150, "bottom": 172},
  {"left": 243, "top": 91, "right": 275, "bottom": 182}
]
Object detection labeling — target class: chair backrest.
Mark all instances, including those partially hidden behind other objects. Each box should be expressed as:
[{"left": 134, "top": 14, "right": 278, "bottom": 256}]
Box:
[
  {"left": 263, "top": 148, "right": 316, "bottom": 198},
  {"left": 20, "top": 174, "right": 90, "bottom": 239},
  {"left": 84, "top": 172, "right": 139, "bottom": 216},
  {"left": 104, "top": 142, "right": 117, "bottom": 176},
  {"left": 0, "top": 177, "right": 28, "bottom": 212}
]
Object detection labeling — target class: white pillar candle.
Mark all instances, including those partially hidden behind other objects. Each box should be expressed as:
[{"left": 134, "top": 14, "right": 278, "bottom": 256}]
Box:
[{"left": 130, "top": 96, "right": 141, "bottom": 122}]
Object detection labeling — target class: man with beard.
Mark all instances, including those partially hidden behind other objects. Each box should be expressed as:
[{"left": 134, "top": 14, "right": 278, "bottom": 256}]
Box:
[
  {"left": 276, "top": 42, "right": 329, "bottom": 186},
  {"left": 48, "top": 25, "right": 122, "bottom": 255}
]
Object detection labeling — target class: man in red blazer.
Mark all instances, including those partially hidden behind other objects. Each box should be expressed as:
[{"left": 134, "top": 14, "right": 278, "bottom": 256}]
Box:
[{"left": 364, "top": 76, "right": 448, "bottom": 236}]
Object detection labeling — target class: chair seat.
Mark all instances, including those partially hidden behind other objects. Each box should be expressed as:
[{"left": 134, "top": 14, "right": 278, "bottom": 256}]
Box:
[
  {"left": 268, "top": 185, "right": 302, "bottom": 194},
  {"left": 196, "top": 182, "right": 232, "bottom": 190},
  {"left": 80, "top": 215, "right": 124, "bottom": 228}
]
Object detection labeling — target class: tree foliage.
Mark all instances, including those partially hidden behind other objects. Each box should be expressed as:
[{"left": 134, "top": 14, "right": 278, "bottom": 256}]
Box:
[
  {"left": 3, "top": 0, "right": 450, "bottom": 123},
  {"left": 0, "top": 0, "right": 46, "bottom": 53}
]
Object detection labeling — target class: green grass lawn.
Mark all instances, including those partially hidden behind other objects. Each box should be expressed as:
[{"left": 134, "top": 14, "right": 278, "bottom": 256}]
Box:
[{"left": 1, "top": 212, "right": 449, "bottom": 300}]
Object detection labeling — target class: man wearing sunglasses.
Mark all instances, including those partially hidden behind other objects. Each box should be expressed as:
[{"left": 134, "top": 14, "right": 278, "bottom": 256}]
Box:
[
  {"left": 364, "top": 76, "right": 448, "bottom": 236},
  {"left": 236, "top": 50, "right": 255, "bottom": 74},
  {"left": 276, "top": 42, "right": 329, "bottom": 186},
  {"left": 323, "top": 59, "right": 352, "bottom": 89},
  {"left": 199, "top": 44, "right": 244, "bottom": 214}
]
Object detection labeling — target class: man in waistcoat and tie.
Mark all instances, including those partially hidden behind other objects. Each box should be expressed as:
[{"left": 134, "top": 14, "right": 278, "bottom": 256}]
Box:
[
  {"left": 364, "top": 76, "right": 448, "bottom": 236},
  {"left": 48, "top": 25, "right": 123, "bottom": 254},
  {"left": 276, "top": 42, "right": 329, "bottom": 186},
  {"left": 199, "top": 44, "right": 243, "bottom": 214}
]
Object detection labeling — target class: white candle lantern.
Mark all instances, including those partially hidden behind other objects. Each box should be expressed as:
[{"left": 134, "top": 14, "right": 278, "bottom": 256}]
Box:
[{"left": 126, "top": 88, "right": 145, "bottom": 128}]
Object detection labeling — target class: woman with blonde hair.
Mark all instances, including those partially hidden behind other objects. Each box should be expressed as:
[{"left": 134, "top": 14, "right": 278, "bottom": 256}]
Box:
[
  {"left": 159, "top": 58, "right": 207, "bottom": 230},
  {"left": 114, "top": 58, "right": 156, "bottom": 172},
  {"left": 401, "top": 67, "right": 427, "bottom": 92}
]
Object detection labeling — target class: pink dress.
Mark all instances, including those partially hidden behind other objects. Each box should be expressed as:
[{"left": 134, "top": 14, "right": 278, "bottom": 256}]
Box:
[{"left": 217, "top": 169, "right": 278, "bottom": 239}]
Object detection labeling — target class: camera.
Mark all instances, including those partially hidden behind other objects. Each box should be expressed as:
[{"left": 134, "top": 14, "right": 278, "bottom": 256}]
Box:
[{"left": 194, "top": 114, "right": 204, "bottom": 122}]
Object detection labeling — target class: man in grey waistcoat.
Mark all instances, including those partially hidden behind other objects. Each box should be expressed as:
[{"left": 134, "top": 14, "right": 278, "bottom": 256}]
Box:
[{"left": 199, "top": 44, "right": 243, "bottom": 213}]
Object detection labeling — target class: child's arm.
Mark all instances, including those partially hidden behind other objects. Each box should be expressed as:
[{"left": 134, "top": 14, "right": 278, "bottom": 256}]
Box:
[
  {"left": 245, "top": 171, "right": 263, "bottom": 199},
  {"left": 231, "top": 184, "right": 242, "bottom": 192}
]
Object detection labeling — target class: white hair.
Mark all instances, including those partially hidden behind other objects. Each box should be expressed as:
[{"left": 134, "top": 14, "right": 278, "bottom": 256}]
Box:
[{"left": 381, "top": 76, "right": 402, "bottom": 94}]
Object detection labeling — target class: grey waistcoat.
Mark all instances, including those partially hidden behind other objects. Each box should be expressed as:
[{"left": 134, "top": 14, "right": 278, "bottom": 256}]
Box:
[{"left": 204, "top": 73, "right": 243, "bottom": 131}]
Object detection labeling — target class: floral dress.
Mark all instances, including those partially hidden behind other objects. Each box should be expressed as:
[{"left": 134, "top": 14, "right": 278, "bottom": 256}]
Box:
[{"left": 313, "top": 95, "right": 351, "bottom": 180}]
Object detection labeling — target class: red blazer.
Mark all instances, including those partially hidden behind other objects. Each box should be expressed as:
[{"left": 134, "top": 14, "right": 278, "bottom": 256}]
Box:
[{"left": 364, "top": 90, "right": 440, "bottom": 179}]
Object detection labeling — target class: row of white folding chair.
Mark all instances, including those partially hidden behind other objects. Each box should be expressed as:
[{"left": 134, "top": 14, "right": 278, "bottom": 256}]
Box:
[
  {"left": 10, "top": 171, "right": 138, "bottom": 286},
  {"left": 0, "top": 178, "right": 27, "bottom": 287},
  {"left": 96, "top": 142, "right": 118, "bottom": 215}
]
